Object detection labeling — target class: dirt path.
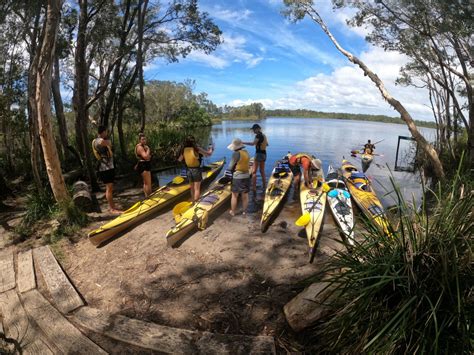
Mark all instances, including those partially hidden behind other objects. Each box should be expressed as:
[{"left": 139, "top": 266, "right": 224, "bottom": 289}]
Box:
[{"left": 57, "top": 186, "right": 345, "bottom": 350}]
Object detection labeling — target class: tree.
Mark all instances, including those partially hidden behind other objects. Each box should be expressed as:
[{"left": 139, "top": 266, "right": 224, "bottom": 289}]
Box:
[
  {"left": 35, "top": 0, "right": 69, "bottom": 203},
  {"left": 284, "top": 0, "right": 445, "bottom": 179},
  {"left": 333, "top": 0, "right": 473, "bottom": 167}
]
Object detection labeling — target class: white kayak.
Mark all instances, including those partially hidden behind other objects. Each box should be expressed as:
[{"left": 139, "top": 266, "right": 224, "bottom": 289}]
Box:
[{"left": 326, "top": 165, "right": 355, "bottom": 244}]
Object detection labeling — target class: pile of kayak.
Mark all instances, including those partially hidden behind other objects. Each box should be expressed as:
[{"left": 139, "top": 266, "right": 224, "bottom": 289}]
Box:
[{"left": 88, "top": 157, "right": 392, "bottom": 263}]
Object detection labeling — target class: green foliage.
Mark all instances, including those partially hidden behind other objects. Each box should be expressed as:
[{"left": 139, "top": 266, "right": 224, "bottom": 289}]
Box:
[
  {"left": 304, "top": 173, "right": 473, "bottom": 354},
  {"left": 222, "top": 102, "right": 266, "bottom": 120}
]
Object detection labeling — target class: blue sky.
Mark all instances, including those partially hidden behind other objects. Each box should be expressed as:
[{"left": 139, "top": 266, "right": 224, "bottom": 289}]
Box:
[{"left": 144, "top": 0, "right": 434, "bottom": 120}]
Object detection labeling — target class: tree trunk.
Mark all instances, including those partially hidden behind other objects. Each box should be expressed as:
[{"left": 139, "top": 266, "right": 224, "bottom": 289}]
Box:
[
  {"left": 303, "top": 5, "right": 445, "bottom": 179},
  {"left": 137, "top": 0, "right": 148, "bottom": 132},
  {"left": 73, "top": 0, "right": 99, "bottom": 191},
  {"left": 36, "top": 0, "right": 69, "bottom": 204},
  {"left": 52, "top": 52, "right": 69, "bottom": 155},
  {"left": 117, "top": 95, "right": 127, "bottom": 158}
]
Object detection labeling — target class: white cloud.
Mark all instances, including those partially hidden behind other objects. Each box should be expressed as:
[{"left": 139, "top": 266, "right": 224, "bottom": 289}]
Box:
[
  {"left": 211, "top": 7, "right": 253, "bottom": 23},
  {"left": 184, "top": 33, "right": 264, "bottom": 69},
  {"left": 225, "top": 46, "right": 434, "bottom": 120}
]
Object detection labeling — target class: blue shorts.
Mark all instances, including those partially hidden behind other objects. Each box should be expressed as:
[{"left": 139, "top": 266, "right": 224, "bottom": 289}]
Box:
[{"left": 255, "top": 152, "right": 266, "bottom": 162}]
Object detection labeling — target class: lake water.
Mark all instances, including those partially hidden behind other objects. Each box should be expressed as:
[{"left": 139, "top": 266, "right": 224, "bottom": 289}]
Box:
[{"left": 200, "top": 117, "right": 435, "bottom": 208}]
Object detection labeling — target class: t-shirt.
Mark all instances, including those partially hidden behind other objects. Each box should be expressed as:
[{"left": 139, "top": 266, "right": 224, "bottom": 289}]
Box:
[{"left": 93, "top": 138, "right": 114, "bottom": 172}]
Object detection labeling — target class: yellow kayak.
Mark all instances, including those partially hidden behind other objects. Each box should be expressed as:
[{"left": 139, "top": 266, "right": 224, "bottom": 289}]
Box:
[
  {"left": 88, "top": 160, "right": 225, "bottom": 246},
  {"left": 299, "top": 168, "right": 326, "bottom": 263},
  {"left": 341, "top": 159, "right": 391, "bottom": 235},
  {"left": 260, "top": 159, "right": 293, "bottom": 232},
  {"left": 166, "top": 160, "right": 253, "bottom": 247},
  {"left": 361, "top": 153, "right": 374, "bottom": 173}
]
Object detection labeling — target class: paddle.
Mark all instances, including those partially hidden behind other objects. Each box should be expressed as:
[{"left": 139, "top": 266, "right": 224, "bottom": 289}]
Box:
[
  {"left": 172, "top": 201, "right": 193, "bottom": 223},
  {"left": 295, "top": 182, "right": 330, "bottom": 227}
]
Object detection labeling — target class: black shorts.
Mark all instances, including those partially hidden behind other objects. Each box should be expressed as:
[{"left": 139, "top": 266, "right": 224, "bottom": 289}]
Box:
[
  {"left": 187, "top": 167, "right": 202, "bottom": 182},
  {"left": 255, "top": 151, "right": 266, "bottom": 162},
  {"left": 290, "top": 164, "right": 301, "bottom": 177},
  {"left": 136, "top": 161, "right": 151, "bottom": 174},
  {"left": 231, "top": 177, "right": 250, "bottom": 193},
  {"left": 98, "top": 169, "right": 115, "bottom": 184}
]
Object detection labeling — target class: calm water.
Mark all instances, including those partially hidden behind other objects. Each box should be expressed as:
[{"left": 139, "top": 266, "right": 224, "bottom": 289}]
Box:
[{"left": 199, "top": 117, "right": 435, "bottom": 207}]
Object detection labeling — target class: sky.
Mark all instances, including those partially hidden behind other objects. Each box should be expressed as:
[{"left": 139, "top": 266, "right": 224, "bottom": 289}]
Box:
[{"left": 144, "top": 0, "right": 434, "bottom": 121}]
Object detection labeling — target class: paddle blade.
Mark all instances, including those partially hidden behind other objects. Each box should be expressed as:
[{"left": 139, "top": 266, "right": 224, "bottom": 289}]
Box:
[
  {"left": 322, "top": 183, "right": 330, "bottom": 193},
  {"left": 172, "top": 176, "right": 185, "bottom": 184},
  {"left": 328, "top": 189, "right": 338, "bottom": 198},
  {"left": 343, "top": 190, "right": 351, "bottom": 198},
  {"left": 351, "top": 150, "right": 359, "bottom": 154},
  {"left": 295, "top": 212, "right": 310, "bottom": 227},
  {"left": 172, "top": 201, "right": 193, "bottom": 223}
]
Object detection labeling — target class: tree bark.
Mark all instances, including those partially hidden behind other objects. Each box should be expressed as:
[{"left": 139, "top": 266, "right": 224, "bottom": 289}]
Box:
[
  {"left": 52, "top": 52, "right": 69, "bottom": 155},
  {"left": 73, "top": 0, "right": 99, "bottom": 191},
  {"left": 137, "top": 0, "right": 148, "bottom": 132},
  {"left": 35, "top": 0, "right": 69, "bottom": 204},
  {"left": 303, "top": 4, "right": 445, "bottom": 179}
]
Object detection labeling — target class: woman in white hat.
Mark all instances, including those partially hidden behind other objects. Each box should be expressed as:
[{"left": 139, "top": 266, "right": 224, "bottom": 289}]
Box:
[{"left": 227, "top": 138, "right": 250, "bottom": 216}]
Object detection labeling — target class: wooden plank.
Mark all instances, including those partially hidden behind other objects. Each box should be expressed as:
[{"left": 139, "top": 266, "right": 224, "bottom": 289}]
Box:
[
  {"left": 17, "top": 250, "right": 36, "bottom": 293},
  {"left": 0, "top": 250, "right": 15, "bottom": 293},
  {"left": 21, "top": 289, "right": 107, "bottom": 354},
  {"left": 33, "top": 246, "right": 83, "bottom": 313},
  {"left": 73, "top": 307, "right": 276, "bottom": 354},
  {"left": 0, "top": 290, "right": 55, "bottom": 354}
]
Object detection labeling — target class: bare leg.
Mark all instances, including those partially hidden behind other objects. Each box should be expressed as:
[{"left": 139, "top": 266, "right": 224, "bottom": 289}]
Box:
[
  {"left": 230, "top": 192, "right": 239, "bottom": 215},
  {"left": 241, "top": 192, "right": 249, "bottom": 214},
  {"left": 251, "top": 161, "right": 258, "bottom": 191},
  {"left": 142, "top": 171, "right": 152, "bottom": 197},
  {"left": 105, "top": 183, "right": 120, "bottom": 212},
  {"left": 194, "top": 181, "right": 201, "bottom": 201},
  {"left": 190, "top": 182, "right": 195, "bottom": 202},
  {"left": 259, "top": 161, "right": 266, "bottom": 189}
]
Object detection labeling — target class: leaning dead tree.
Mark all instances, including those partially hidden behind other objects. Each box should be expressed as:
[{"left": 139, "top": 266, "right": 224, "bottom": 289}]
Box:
[{"left": 284, "top": 0, "right": 445, "bottom": 179}]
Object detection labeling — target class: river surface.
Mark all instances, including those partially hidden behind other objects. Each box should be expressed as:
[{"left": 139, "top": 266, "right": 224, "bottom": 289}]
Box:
[{"left": 198, "top": 117, "right": 434, "bottom": 207}]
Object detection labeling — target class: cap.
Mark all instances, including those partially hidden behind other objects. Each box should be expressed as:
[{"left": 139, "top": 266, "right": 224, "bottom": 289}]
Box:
[{"left": 251, "top": 124, "right": 261, "bottom": 130}]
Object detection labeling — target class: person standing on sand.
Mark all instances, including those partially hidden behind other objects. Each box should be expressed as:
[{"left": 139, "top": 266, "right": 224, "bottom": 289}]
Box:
[
  {"left": 178, "top": 135, "right": 213, "bottom": 202},
  {"left": 92, "top": 126, "right": 122, "bottom": 213},
  {"left": 243, "top": 123, "right": 268, "bottom": 194},
  {"left": 227, "top": 138, "right": 250, "bottom": 216},
  {"left": 135, "top": 133, "right": 152, "bottom": 197}
]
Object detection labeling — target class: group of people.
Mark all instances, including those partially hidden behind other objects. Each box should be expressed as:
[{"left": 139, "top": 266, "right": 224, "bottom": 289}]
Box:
[{"left": 91, "top": 123, "right": 331, "bottom": 216}]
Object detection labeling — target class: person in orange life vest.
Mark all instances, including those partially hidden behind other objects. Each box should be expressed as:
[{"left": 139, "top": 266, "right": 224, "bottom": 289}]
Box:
[
  {"left": 178, "top": 135, "right": 213, "bottom": 202},
  {"left": 92, "top": 125, "right": 122, "bottom": 214},
  {"left": 288, "top": 153, "right": 322, "bottom": 190},
  {"left": 135, "top": 132, "right": 152, "bottom": 197},
  {"left": 227, "top": 138, "right": 250, "bottom": 217},
  {"left": 243, "top": 124, "right": 268, "bottom": 192},
  {"left": 363, "top": 140, "right": 376, "bottom": 154}
]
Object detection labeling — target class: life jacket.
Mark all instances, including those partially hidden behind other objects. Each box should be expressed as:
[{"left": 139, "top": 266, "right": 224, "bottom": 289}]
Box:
[
  {"left": 364, "top": 144, "right": 374, "bottom": 155},
  {"left": 135, "top": 144, "right": 150, "bottom": 161},
  {"left": 256, "top": 133, "right": 269, "bottom": 153},
  {"left": 92, "top": 138, "right": 112, "bottom": 162},
  {"left": 235, "top": 149, "right": 250, "bottom": 172},
  {"left": 183, "top": 147, "right": 200, "bottom": 168},
  {"left": 289, "top": 153, "right": 312, "bottom": 166}
]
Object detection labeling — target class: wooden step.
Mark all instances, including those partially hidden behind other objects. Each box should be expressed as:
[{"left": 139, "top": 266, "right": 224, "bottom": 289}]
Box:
[
  {"left": 0, "top": 249, "right": 15, "bottom": 293},
  {"left": 17, "top": 249, "right": 36, "bottom": 293},
  {"left": 0, "top": 290, "right": 56, "bottom": 354},
  {"left": 21, "top": 289, "right": 107, "bottom": 354},
  {"left": 73, "top": 307, "right": 276, "bottom": 354},
  {"left": 33, "top": 246, "right": 84, "bottom": 313}
]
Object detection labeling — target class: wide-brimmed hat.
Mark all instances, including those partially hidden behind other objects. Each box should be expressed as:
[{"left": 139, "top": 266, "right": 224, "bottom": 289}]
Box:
[
  {"left": 227, "top": 138, "right": 245, "bottom": 151},
  {"left": 251, "top": 124, "right": 261, "bottom": 130},
  {"left": 311, "top": 158, "right": 322, "bottom": 170}
]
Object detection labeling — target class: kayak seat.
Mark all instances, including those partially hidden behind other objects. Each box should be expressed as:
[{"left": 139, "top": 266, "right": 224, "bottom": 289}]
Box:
[
  {"left": 270, "top": 188, "right": 283, "bottom": 197},
  {"left": 350, "top": 172, "right": 366, "bottom": 179}
]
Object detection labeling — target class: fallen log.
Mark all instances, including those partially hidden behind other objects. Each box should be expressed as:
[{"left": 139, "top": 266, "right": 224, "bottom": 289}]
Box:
[
  {"left": 72, "top": 181, "right": 93, "bottom": 212},
  {"left": 283, "top": 281, "right": 334, "bottom": 332}
]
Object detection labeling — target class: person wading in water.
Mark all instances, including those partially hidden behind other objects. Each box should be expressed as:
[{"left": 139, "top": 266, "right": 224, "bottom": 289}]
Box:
[
  {"left": 135, "top": 132, "right": 152, "bottom": 197},
  {"left": 92, "top": 125, "right": 122, "bottom": 213},
  {"left": 178, "top": 136, "right": 213, "bottom": 202}
]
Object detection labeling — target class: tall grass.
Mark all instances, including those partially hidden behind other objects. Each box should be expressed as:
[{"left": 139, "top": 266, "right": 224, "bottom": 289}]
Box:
[{"left": 304, "top": 166, "right": 473, "bottom": 354}]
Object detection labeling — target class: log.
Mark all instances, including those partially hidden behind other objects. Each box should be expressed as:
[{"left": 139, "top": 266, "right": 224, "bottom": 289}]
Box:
[
  {"left": 0, "top": 250, "right": 15, "bottom": 293},
  {"left": 21, "top": 290, "right": 106, "bottom": 354},
  {"left": 73, "top": 306, "right": 276, "bottom": 354},
  {"left": 63, "top": 168, "right": 83, "bottom": 184},
  {"left": 283, "top": 281, "right": 333, "bottom": 332},
  {"left": 72, "top": 180, "right": 93, "bottom": 212},
  {"left": 17, "top": 250, "right": 36, "bottom": 293},
  {"left": 33, "top": 246, "right": 84, "bottom": 313},
  {"left": 0, "top": 290, "right": 55, "bottom": 354}
]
